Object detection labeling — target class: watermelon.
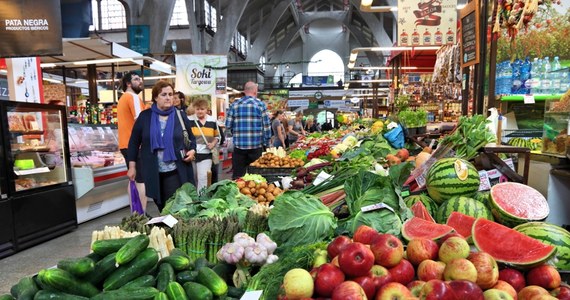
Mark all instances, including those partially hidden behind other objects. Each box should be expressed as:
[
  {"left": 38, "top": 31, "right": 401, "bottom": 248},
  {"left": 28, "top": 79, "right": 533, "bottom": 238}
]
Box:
[
  {"left": 410, "top": 201, "right": 436, "bottom": 223},
  {"left": 472, "top": 218, "right": 556, "bottom": 268},
  {"left": 514, "top": 222, "right": 570, "bottom": 271},
  {"left": 435, "top": 196, "right": 493, "bottom": 224},
  {"left": 472, "top": 191, "right": 491, "bottom": 208},
  {"left": 426, "top": 158, "right": 480, "bottom": 204},
  {"left": 490, "top": 182, "right": 549, "bottom": 227},
  {"left": 446, "top": 211, "right": 476, "bottom": 241},
  {"left": 401, "top": 217, "right": 455, "bottom": 241},
  {"left": 404, "top": 194, "right": 438, "bottom": 217}
]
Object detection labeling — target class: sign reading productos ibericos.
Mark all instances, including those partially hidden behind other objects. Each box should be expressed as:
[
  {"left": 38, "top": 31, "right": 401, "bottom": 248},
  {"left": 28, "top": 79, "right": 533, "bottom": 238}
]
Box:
[{"left": 0, "top": 0, "right": 63, "bottom": 57}]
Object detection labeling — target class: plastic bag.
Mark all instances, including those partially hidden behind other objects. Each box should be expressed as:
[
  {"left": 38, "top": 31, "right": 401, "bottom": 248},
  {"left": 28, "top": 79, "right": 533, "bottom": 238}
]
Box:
[
  {"left": 383, "top": 124, "right": 405, "bottom": 149},
  {"left": 130, "top": 180, "right": 144, "bottom": 215}
]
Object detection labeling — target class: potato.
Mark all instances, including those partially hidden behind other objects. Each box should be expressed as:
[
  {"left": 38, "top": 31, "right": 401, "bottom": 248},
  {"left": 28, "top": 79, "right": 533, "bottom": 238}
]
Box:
[
  {"left": 236, "top": 181, "right": 246, "bottom": 189},
  {"left": 257, "top": 188, "right": 266, "bottom": 195},
  {"left": 259, "top": 182, "right": 268, "bottom": 189},
  {"left": 266, "top": 193, "right": 275, "bottom": 202},
  {"left": 267, "top": 184, "right": 275, "bottom": 192},
  {"left": 273, "top": 187, "right": 282, "bottom": 196},
  {"left": 250, "top": 187, "right": 256, "bottom": 195},
  {"left": 257, "top": 195, "right": 266, "bottom": 202},
  {"left": 248, "top": 181, "right": 256, "bottom": 188},
  {"left": 241, "top": 187, "right": 251, "bottom": 195}
]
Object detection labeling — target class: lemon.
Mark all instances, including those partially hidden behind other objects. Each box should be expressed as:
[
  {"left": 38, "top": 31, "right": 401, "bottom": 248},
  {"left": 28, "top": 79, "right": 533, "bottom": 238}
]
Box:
[{"left": 454, "top": 159, "right": 469, "bottom": 181}]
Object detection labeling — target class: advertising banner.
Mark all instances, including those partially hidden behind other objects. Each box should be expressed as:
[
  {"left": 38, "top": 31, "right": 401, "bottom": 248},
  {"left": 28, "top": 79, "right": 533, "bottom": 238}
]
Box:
[
  {"left": 397, "top": 0, "right": 457, "bottom": 47},
  {"left": 0, "top": 0, "right": 63, "bottom": 57},
  {"left": 175, "top": 55, "right": 228, "bottom": 117},
  {"left": 6, "top": 57, "right": 44, "bottom": 103}
]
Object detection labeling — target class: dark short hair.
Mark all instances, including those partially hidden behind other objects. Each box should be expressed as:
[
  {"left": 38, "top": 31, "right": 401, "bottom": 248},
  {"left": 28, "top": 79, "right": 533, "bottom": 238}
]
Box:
[
  {"left": 121, "top": 72, "right": 139, "bottom": 92},
  {"left": 151, "top": 80, "right": 174, "bottom": 102},
  {"left": 175, "top": 91, "right": 185, "bottom": 100}
]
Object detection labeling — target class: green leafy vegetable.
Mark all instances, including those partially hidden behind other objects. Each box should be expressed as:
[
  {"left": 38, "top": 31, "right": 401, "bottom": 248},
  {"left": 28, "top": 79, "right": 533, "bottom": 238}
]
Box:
[
  {"left": 289, "top": 149, "right": 307, "bottom": 161},
  {"left": 440, "top": 114, "right": 496, "bottom": 160},
  {"left": 241, "top": 174, "right": 267, "bottom": 183},
  {"left": 268, "top": 191, "right": 337, "bottom": 248},
  {"left": 347, "top": 209, "right": 402, "bottom": 236}
]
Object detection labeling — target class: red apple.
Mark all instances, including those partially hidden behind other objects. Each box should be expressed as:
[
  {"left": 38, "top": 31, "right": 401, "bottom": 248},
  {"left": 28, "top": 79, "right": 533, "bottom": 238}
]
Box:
[
  {"left": 438, "top": 236, "right": 470, "bottom": 263},
  {"left": 419, "top": 279, "right": 456, "bottom": 300},
  {"left": 375, "top": 282, "right": 414, "bottom": 300},
  {"left": 518, "top": 285, "right": 550, "bottom": 300},
  {"left": 313, "top": 263, "right": 345, "bottom": 297},
  {"left": 492, "top": 280, "right": 517, "bottom": 300},
  {"left": 327, "top": 235, "right": 352, "bottom": 259},
  {"left": 396, "top": 148, "right": 410, "bottom": 161},
  {"left": 370, "top": 264, "right": 393, "bottom": 290},
  {"left": 406, "top": 238, "right": 439, "bottom": 266},
  {"left": 331, "top": 255, "right": 339, "bottom": 267},
  {"left": 338, "top": 242, "right": 375, "bottom": 277},
  {"left": 388, "top": 259, "right": 415, "bottom": 285},
  {"left": 331, "top": 280, "right": 367, "bottom": 300},
  {"left": 499, "top": 268, "right": 526, "bottom": 292},
  {"left": 468, "top": 252, "right": 499, "bottom": 289},
  {"left": 353, "top": 225, "right": 380, "bottom": 245},
  {"left": 370, "top": 233, "right": 404, "bottom": 268},
  {"left": 448, "top": 280, "right": 484, "bottom": 300},
  {"left": 353, "top": 275, "right": 377, "bottom": 300},
  {"left": 406, "top": 280, "right": 426, "bottom": 297},
  {"left": 483, "top": 288, "right": 514, "bottom": 300},
  {"left": 417, "top": 259, "right": 446, "bottom": 281},
  {"left": 551, "top": 285, "right": 570, "bottom": 300},
  {"left": 526, "top": 264, "right": 561, "bottom": 290}
]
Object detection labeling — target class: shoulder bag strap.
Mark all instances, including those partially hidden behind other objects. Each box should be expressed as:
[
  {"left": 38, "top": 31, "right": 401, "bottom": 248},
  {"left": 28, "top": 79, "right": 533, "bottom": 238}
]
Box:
[
  {"left": 176, "top": 109, "right": 191, "bottom": 147},
  {"left": 175, "top": 109, "right": 187, "bottom": 132},
  {"left": 194, "top": 119, "right": 209, "bottom": 144}
]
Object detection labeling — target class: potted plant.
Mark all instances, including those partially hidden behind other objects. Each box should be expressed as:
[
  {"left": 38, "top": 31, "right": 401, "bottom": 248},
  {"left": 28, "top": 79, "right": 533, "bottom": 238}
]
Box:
[
  {"left": 397, "top": 109, "right": 428, "bottom": 136},
  {"left": 416, "top": 109, "right": 428, "bottom": 134}
]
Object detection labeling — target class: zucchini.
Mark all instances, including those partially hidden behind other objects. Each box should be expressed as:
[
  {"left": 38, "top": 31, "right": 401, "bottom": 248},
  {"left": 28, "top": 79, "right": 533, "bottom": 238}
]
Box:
[
  {"left": 10, "top": 276, "right": 39, "bottom": 300},
  {"left": 156, "top": 263, "right": 175, "bottom": 292},
  {"left": 154, "top": 292, "right": 169, "bottom": 300},
  {"left": 57, "top": 257, "right": 95, "bottom": 278},
  {"left": 183, "top": 282, "right": 213, "bottom": 300},
  {"left": 90, "top": 286, "right": 159, "bottom": 300},
  {"left": 83, "top": 251, "right": 118, "bottom": 287},
  {"left": 160, "top": 254, "right": 192, "bottom": 271},
  {"left": 115, "top": 234, "right": 149, "bottom": 266},
  {"left": 122, "top": 275, "right": 156, "bottom": 288},
  {"left": 33, "top": 290, "right": 89, "bottom": 300},
  {"left": 37, "top": 269, "right": 99, "bottom": 298},
  {"left": 176, "top": 270, "right": 198, "bottom": 284},
  {"left": 166, "top": 282, "right": 189, "bottom": 300},
  {"left": 227, "top": 286, "right": 245, "bottom": 298},
  {"left": 103, "top": 248, "right": 159, "bottom": 291},
  {"left": 195, "top": 267, "right": 228, "bottom": 296},
  {"left": 211, "top": 263, "right": 236, "bottom": 284},
  {"left": 84, "top": 252, "right": 102, "bottom": 263},
  {"left": 0, "top": 295, "right": 14, "bottom": 300},
  {"left": 91, "top": 238, "right": 132, "bottom": 256}
]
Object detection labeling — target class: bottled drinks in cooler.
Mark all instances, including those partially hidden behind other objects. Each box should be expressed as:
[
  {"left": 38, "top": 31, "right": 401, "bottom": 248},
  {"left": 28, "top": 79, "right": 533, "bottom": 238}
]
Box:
[
  {"left": 552, "top": 56, "right": 561, "bottom": 93},
  {"left": 541, "top": 56, "right": 551, "bottom": 94},
  {"left": 530, "top": 58, "right": 542, "bottom": 94},
  {"left": 561, "top": 69, "right": 569, "bottom": 94},
  {"left": 521, "top": 57, "right": 531, "bottom": 94},
  {"left": 503, "top": 61, "right": 513, "bottom": 95},
  {"left": 511, "top": 59, "right": 522, "bottom": 94}
]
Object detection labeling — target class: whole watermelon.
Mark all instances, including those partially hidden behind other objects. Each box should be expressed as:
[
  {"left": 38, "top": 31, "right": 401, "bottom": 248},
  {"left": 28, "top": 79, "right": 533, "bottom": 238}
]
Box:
[
  {"left": 472, "top": 191, "right": 491, "bottom": 208},
  {"left": 426, "top": 158, "right": 480, "bottom": 204},
  {"left": 404, "top": 194, "right": 438, "bottom": 217},
  {"left": 435, "top": 196, "right": 493, "bottom": 224},
  {"left": 514, "top": 222, "right": 570, "bottom": 271}
]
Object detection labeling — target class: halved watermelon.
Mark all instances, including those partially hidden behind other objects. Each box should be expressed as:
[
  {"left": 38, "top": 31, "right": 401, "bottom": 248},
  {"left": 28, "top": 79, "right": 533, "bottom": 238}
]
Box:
[
  {"left": 446, "top": 211, "right": 476, "bottom": 241},
  {"left": 472, "top": 218, "right": 556, "bottom": 268},
  {"left": 490, "top": 182, "right": 549, "bottom": 227},
  {"left": 410, "top": 201, "right": 436, "bottom": 223},
  {"left": 402, "top": 217, "right": 455, "bottom": 241}
]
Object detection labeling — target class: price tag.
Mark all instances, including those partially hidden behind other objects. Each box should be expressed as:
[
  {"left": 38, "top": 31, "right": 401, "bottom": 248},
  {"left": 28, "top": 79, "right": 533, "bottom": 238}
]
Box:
[
  {"left": 312, "top": 171, "right": 332, "bottom": 186},
  {"left": 361, "top": 202, "right": 395, "bottom": 213},
  {"left": 145, "top": 215, "right": 178, "bottom": 228},
  {"left": 524, "top": 94, "right": 535, "bottom": 104},
  {"left": 240, "top": 291, "right": 262, "bottom": 300},
  {"left": 401, "top": 186, "right": 410, "bottom": 197}
]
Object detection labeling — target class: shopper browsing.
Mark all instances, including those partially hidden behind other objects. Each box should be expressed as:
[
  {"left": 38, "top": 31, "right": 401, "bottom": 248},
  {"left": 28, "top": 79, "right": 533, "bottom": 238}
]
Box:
[
  {"left": 117, "top": 72, "right": 147, "bottom": 213},
  {"left": 127, "top": 81, "right": 197, "bottom": 212},
  {"left": 189, "top": 98, "right": 221, "bottom": 193},
  {"left": 173, "top": 91, "right": 187, "bottom": 112},
  {"left": 225, "top": 81, "right": 272, "bottom": 179},
  {"left": 271, "top": 110, "right": 287, "bottom": 149},
  {"left": 288, "top": 112, "right": 306, "bottom": 145}
]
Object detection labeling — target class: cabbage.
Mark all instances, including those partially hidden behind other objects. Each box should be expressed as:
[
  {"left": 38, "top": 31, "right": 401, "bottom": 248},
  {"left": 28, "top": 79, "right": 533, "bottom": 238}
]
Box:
[{"left": 242, "top": 173, "right": 266, "bottom": 183}]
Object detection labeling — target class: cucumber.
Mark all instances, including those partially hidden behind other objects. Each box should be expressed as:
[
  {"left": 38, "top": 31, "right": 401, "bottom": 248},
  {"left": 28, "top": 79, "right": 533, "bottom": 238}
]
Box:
[
  {"left": 160, "top": 254, "right": 192, "bottom": 271},
  {"left": 33, "top": 275, "right": 57, "bottom": 292},
  {"left": 37, "top": 269, "right": 100, "bottom": 298},
  {"left": 122, "top": 275, "right": 156, "bottom": 288},
  {"left": 84, "top": 252, "right": 102, "bottom": 263},
  {"left": 170, "top": 248, "right": 190, "bottom": 259},
  {"left": 83, "top": 251, "right": 119, "bottom": 287},
  {"left": 156, "top": 263, "right": 175, "bottom": 292},
  {"left": 183, "top": 282, "right": 213, "bottom": 300},
  {"left": 0, "top": 295, "right": 14, "bottom": 300},
  {"left": 33, "top": 290, "right": 89, "bottom": 300},
  {"left": 154, "top": 292, "right": 169, "bottom": 300},
  {"left": 10, "top": 276, "right": 39, "bottom": 300},
  {"left": 57, "top": 257, "right": 95, "bottom": 278},
  {"left": 211, "top": 263, "right": 236, "bottom": 284},
  {"left": 115, "top": 234, "right": 150, "bottom": 266},
  {"left": 176, "top": 270, "right": 198, "bottom": 284},
  {"left": 227, "top": 286, "right": 245, "bottom": 298},
  {"left": 103, "top": 248, "right": 159, "bottom": 291},
  {"left": 90, "top": 286, "right": 159, "bottom": 300},
  {"left": 195, "top": 267, "right": 228, "bottom": 296},
  {"left": 91, "top": 238, "right": 132, "bottom": 256},
  {"left": 192, "top": 257, "right": 210, "bottom": 270},
  {"left": 166, "top": 282, "right": 189, "bottom": 300}
]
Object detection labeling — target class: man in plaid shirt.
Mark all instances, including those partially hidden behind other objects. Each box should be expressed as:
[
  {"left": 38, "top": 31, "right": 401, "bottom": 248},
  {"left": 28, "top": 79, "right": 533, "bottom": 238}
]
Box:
[{"left": 226, "top": 81, "right": 272, "bottom": 179}]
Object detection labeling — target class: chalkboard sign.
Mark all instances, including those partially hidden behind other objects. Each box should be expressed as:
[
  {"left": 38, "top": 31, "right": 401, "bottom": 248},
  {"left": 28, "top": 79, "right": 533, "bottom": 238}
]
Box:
[{"left": 460, "top": 0, "right": 480, "bottom": 68}]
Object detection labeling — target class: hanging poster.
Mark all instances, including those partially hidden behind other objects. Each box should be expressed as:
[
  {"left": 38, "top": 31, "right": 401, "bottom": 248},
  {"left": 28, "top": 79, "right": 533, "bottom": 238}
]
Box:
[
  {"left": 175, "top": 55, "right": 227, "bottom": 117},
  {"left": 397, "top": 0, "right": 458, "bottom": 47},
  {"left": 0, "top": 0, "right": 63, "bottom": 57}
]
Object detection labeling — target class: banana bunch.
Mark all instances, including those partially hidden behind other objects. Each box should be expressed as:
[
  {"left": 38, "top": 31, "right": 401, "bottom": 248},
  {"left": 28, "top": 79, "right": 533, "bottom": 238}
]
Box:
[{"left": 263, "top": 146, "right": 287, "bottom": 158}]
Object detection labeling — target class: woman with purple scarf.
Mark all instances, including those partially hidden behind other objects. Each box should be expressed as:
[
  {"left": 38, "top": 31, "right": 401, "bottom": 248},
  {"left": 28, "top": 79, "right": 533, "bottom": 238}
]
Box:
[{"left": 127, "top": 80, "right": 197, "bottom": 212}]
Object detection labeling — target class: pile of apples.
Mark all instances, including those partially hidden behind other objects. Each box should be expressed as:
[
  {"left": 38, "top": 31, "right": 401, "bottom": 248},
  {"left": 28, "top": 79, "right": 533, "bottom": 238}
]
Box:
[{"left": 280, "top": 225, "right": 569, "bottom": 300}]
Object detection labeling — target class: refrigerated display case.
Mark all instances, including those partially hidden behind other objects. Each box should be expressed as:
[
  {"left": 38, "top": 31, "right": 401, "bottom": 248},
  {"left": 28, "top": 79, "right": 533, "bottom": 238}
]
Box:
[
  {"left": 68, "top": 124, "right": 129, "bottom": 223},
  {"left": 0, "top": 101, "right": 76, "bottom": 256}
]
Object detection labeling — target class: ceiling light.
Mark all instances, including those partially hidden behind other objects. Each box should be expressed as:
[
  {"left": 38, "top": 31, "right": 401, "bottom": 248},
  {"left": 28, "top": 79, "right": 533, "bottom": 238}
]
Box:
[
  {"left": 40, "top": 63, "right": 56, "bottom": 68},
  {"left": 286, "top": 64, "right": 290, "bottom": 69},
  {"left": 361, "top": 0, "right": 373, "bottom": 7},
  {"left": 43, "top": 78, "right": 61, "bottom": 84},
  {"left": 72, "top": 58, "right": 135, "bottom": 65},
  {"left": 273, "top": 65, "right": 277, "bottom": 70}
]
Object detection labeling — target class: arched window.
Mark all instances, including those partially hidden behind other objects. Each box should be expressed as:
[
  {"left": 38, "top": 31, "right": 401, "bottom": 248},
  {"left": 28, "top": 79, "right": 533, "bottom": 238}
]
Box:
[
  {"left": 171, "top": 0, "right": 189, "bottom": 26},
  {"left": 90, "top": 0, "right": 126, "bottom": 31},
  {"left": 308, "top": 50, "right": 345, "bottom": 83}
]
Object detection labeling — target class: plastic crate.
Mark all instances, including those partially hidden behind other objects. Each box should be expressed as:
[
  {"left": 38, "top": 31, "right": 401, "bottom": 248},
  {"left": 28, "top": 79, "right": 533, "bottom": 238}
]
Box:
[{"left": 247, "top": 166, "right": 296, "bottom": 176}]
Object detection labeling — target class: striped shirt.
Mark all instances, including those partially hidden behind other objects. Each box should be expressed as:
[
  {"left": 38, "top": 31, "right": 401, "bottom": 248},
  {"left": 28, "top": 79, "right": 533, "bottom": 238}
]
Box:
[
  {"left": 189, "top": 115, "right": 220, "bottom": 154},
  {"left": 225, "top": 96, "right": 271, "bottom": 150}
]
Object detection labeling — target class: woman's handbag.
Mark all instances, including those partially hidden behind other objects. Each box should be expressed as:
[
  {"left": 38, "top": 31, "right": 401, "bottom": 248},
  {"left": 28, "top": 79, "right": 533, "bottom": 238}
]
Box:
[
  {"left": 194, "top": 119, "right": 221, "bottom": 165},
  {"left": 176, "top": 109, "right": 192, "bottom": 150}
]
